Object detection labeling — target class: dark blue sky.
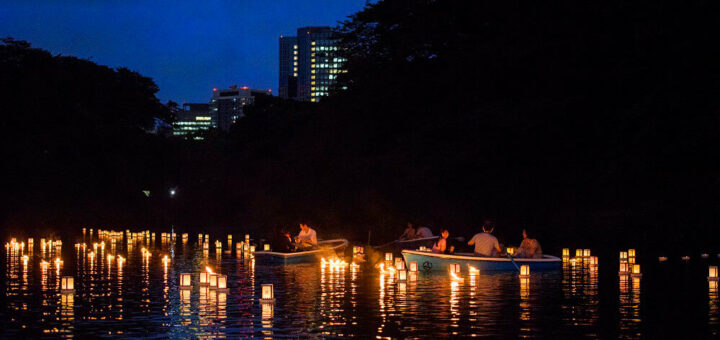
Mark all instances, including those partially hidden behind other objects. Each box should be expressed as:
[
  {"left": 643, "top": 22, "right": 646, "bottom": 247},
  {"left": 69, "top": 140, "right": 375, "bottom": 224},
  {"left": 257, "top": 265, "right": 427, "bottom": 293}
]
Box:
[{"left": 0, "top": 0, "right": 368, "bottom": 103}]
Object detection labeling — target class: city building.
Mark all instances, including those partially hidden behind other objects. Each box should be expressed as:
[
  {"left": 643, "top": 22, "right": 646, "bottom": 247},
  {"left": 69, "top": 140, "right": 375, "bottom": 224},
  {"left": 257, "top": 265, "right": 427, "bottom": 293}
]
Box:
[
  {"left": 279, "top": 35, "right": 298, "bottom": 99},
  {"left": 210, "top": 86, "right": 271, "bottom": 131},
  {"left": 279, "top": 26, "right": 345, "bottom": 102},
  {"left": 172, "top": 103, "right": 213, "bottom": 140}
]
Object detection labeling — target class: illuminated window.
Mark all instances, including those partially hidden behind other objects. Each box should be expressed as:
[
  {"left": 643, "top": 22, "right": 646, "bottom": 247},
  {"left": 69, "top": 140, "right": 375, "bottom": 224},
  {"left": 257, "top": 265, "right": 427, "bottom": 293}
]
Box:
[
  {"left": 293, "top": 62, "right": 297, "bottom": 66},
  {"left": 293, "top": 56, "right": 297, "bottom": 60},
  {"left": 293, "top": 67, "right": 298, "bottom": 71},
  {"left": 311, "top": 75, "right": 315, "bottom": 79},
  {"left": 293, "top": 51, "right": 297, "bottom": 55},
  {"left": 311, "top": 87, "right": 315, "bottom": 91},
  {"left": 311, "top": 41, "right": 315, "bottom": 45},
  {"left": 293, "top": 45, "right": 298, "bottom": 49},
  {"left": 311, "top": 59, "right": 315, "bottom": 63},
  {"left": 311, "top": 81, "right": 315, "bottom": 85},
  {"left": 293, "top": 72, "right": 297, "bottom": 77}
]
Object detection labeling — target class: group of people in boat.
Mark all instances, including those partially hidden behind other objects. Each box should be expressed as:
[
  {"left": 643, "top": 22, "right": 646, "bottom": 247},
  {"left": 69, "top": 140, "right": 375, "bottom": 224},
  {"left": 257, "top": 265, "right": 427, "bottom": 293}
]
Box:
[
  {"left": 274, "top": 223, "right": 318, "bottom": 252},
  {"left": 400, "top": 220, "right": 543, "bottom": 258}
]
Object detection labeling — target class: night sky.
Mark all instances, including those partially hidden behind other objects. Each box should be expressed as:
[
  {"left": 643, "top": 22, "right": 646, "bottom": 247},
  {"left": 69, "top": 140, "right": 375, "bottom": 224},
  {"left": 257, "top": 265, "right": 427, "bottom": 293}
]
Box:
[{"left": 0, "top": 0, "right": 368, "bottom": 103}]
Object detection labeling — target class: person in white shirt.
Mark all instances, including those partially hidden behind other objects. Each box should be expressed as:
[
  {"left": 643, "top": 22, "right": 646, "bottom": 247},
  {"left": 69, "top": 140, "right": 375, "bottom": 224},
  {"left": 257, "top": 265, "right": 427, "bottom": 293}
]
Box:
[
  {"left": 467, "top": 222, "right": 502, "bottom": 257},
  {"left": 415, "top": 226, "right": 433, "bottom": 238},
  {"left": 295, "top": 223, "right": 318, "bottom": 250}
]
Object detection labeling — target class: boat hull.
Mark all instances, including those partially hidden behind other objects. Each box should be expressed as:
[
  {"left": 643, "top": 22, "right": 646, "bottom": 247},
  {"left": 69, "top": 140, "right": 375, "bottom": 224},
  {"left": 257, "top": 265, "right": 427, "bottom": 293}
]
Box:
[
  {"left": 254, "top": 239, "right": 348, "bottom": 265},
  {"left": 401, "top": 250, "right": 561, "bottom": 273}
]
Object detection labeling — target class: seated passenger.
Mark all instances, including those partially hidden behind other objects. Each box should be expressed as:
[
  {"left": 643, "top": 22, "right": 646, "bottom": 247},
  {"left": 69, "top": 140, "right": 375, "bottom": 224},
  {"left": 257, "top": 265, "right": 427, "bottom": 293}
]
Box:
[
  {"left": 399, "top": 222, "right": 416, "bottom": 240},
  {"left": 294, "top": 223, "right": 318, "bottom": 250},
  {"left": 274, "top": 229, "right": 295, "bottom": 253},
  {"left": 432, "top": 229, "right": 455, "bottom": 254},
  {"left": 468, "top": 221, "right": 502, "bottom": 257},
  {"left": 516, "top": 229, "right": 542, "bottom": 258},
  {"left": 415, "top": 226, "right": 433, "bottom": 238}
]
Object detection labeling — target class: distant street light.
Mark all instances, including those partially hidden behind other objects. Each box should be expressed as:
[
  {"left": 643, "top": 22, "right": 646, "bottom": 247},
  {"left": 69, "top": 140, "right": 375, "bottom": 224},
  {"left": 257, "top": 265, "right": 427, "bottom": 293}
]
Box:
[{"left": 169, "top": 188, "right": 177, "bottom": 197}]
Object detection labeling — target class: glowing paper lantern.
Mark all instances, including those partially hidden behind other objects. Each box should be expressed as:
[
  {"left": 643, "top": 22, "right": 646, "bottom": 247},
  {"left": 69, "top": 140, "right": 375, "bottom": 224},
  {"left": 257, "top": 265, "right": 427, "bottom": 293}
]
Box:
[
  {"left": 619, "top": 262, "right": 629, "bottom": 275},
  {"left": 353, "top": 246, "right": 364, "bottom": 254},
  {"left": 245, "top": 234, "right": 250, "bottom": 244},
  {"left": 709, "top": 266, "right": 719, "bottom": 281},
  {"left": 519, "top": 265, "right": 530, "bottom": 278},
  {"left": 385, "top": 253, "right": 393, "bottom": 262},
  {"left": 180, "top": 273, "right": 192, "bottom": 288},
  {"left": 628, "top": 249, "right": 636, "bottom": 258},
  {"left": 217, "top": 274, "right": 228, "bottom": 291},
  {"left": 250, "top": 245, "right": 256, "bottom": 252},
  {"left": 583, "top": 249, "right": 591, "bottom": 257},
  {"left": 209, "top": 274, "right": 218, "bottom": 288},
  {"left": 619, "top": 251, "right": 628, "bottom": 262},
  {"left": 449, "top": 263, "right": 461, "bottom": 274},
  {"left": 264, "top": 244, "right": 270, "bottom": 251},
  {"left": 562, "top": 248, "right": 569, "bottom": 257},
  {"left": 631, "top": 264, "right": 642, "bottom": 278},
  {"left": 203, "top": 241, "right": 209, "bottom": 250},
  {"left": 628, "top": 257, "right": 636, "bottom": 264},
  {"left": 199, "top": 272, "right": 210, "bottom": 286},
  {"left": 658, "top": 256, "right": 668, "bottom": 262},
  {"left": 395, "top": 258, "right": 404, "bottom": 270},
  {"left": 398, "top": 269, "right": 407, "bottom": 282},
  {"left": 409, "top": 271, "right": 418, "bottom": 281},
  {"left": 61, "top": 276, "right": 74, "bottom": 292},
  {"left": 575, "top": 249, "right": 582, "bottom": 257},
  {"left": 589, "top": 256, "right": 598, "bottom": 267},
  {"left": 507, "top": 247, "right": 515, "bottom": 256},
  {"left": 261, "top": 283, "right": 274, "bottom": 301},
  {"left": 409, "top": 261, "right": 418, "bottom": 272}
]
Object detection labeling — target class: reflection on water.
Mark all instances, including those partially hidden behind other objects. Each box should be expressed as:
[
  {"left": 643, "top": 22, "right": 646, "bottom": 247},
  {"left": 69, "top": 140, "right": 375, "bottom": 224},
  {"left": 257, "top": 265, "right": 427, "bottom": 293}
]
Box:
[{"left": 2, "top": 235, "right": 720, "bottom": 338}]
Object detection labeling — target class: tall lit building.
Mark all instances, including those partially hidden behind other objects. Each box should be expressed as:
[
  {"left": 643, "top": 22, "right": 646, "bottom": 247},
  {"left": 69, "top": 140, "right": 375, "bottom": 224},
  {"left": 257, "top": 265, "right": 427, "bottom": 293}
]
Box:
[
  {"left": 210, "top": 86, "right": 271, "bottom": 131},
  {"left": 279, "top": 35, "right": 298, "bottom": 99},
  {"left": 173, "top": 103, "right": 213, "bottom": 140},
  {"left": 279, "top": 26, "right": 345, "bottom": 102}
]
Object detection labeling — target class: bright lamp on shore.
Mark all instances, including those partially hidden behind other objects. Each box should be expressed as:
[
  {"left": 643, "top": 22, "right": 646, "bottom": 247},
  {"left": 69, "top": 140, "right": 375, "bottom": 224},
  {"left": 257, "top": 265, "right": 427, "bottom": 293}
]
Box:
[
  {"left": 261, "top": 284, "right": 274, "bottom": 301},
  {"left": 709, "top": 266, "right": 719, "bottom": 281},
  {"left": 61, "top": 276, "right": 74, "bottom": 292},
  {"left": 385, "top": 253, "right": 393, "bottom": 262},
  {"left": 519, "top": 265, "right": 530, "bottom": 278},
  {"left": 409, "top": 261, "right": 418, "bottom": 272},
  {"left": 180, "top": 273, "right": 192, "bottom": 288}
]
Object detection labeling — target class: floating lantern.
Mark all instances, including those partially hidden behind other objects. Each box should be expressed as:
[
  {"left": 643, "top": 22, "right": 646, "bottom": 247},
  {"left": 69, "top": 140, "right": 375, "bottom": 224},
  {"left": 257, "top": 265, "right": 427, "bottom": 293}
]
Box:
[
  {"left": 61, "top": 276, "right": 74, "bottom": 292},
  {"left": 628, "top": 249, "right": 636, "bottom": 258},
  {"left": 562, "top": 248, "right": 569, "bottom": 257},
  {"left": 209, "top": 274, "right": 218, "bottom": 288},
  {"left": 261, "top": 283, "right": 275, "bottom": 301},
  {"left": 619, "top": 262, "right": 629, "bottom": 275},
  {"left": 199, "top": 272, "right": 209, "bottom": 286},
  {"left": 449, "top": 263, "right": 461, "bottom": 274},
  {"left": 264, "top": 244, "right": 271, "bottom": 251},
  {"left": 409, "top": 261, "right": 418, "bottom": 272},
  {"left": 628, "top": 257, "right": 636, "bottom": 264},
  {"left": 203, "top": 241, "right": 209, "bottom": 250},
  {"left": 353, "top": 246, "right": 364, "bottom": 254},
  {"left": 250, "top": 245, "right": 256, "bottom": 253},
  {"left": 228, "top": 234, "right": 232, "bottom": 243},
  {"left": 204, "top": 234, "right": 209, "bottom": 242},
  {"left": 245, "top": 234, "right": 250, "bottom": 244},
  {"left": 519, "top": 265, "right": 530, "bottom": 278},
  {"left": 468, "top": 265, "right": 480, "bottom": 275},
  {"left": 507, "top": 247, "right": 515, "bottom": 256},
  {"left": 217, "top": 274, "right": 228, "bottom": 291},
  {"left": 709, "top": 266, "right": 719, "bottom": 281},
  {"left": 583, "top": 249, "right": 591, "bottom": 258},
  {"left": 659, "top": 256, "right": 667, "bottom": 262},
  {"left": 398, "top": 269, "right": 407, "bottom": 282},
  {"left": 631, "top": 264, "right": 642, "bottom": 278},
  {"left": 395, "top": 258, "right": 404, "bottom": 270},
  {"left": 385, "top": 253, "right": 393, "bottom": 262},
  {"left": 619, "top": 251, "right": 628, "bottom": 262},
  {"left": 180, "top": 273, "right": 192, "bottom": 287},
  {"left": 682, "top": 256, "right": 690, "bottom": 261},
  {"left": 702, "top": 253, "right": 709, "bottom": 259},
  {"left": 589, "top": 256, "right": 598, "bottom": 267},
  {"left": 215, "top": 240, "right": 222, "bottom": 249},
  {"left": 575, "top": 249, "right": 582, "bottom": 257}
]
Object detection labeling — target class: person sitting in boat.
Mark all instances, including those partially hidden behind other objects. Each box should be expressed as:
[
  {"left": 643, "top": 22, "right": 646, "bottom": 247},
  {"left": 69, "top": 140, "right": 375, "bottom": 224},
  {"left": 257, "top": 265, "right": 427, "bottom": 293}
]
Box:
[
  {"left": 399, "top": 222, "right": 416, "bottom": 240},
  {"left": 516, "top": 229, "right": 542, "bottom": 258},
  {"left": 294, "top": 223, "right": 318, "bottom": 250},
  {"left": 415, "top": 225, "right": 433, "bottom": 239},
  {"left": 432, "top": 229, "right": 455, "bottom": 254},
  {"left": 274, "top": 229, "right": 295, "bottom": 253},
  {"left": 468, "top": 221, "right": 502, "bottom": 257}
]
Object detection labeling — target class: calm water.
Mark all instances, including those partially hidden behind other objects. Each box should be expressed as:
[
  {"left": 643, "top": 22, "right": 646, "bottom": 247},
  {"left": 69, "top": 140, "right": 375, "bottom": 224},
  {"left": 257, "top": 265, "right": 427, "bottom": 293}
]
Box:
[{"left": 1, "top": 234, "right": 718, "bottom": 339}]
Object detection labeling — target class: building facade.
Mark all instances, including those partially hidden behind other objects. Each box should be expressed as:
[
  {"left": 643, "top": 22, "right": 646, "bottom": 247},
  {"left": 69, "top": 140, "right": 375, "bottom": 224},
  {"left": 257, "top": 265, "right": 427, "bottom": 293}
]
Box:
[
  {"left": 172, "top": 103, "right": 213, "bottom": 140},
  {"left": 210, "top": 86, "right": 271, "bottom": 131},
  {"left": 279, "top": 26, "right": 345, "bottom": 102}
]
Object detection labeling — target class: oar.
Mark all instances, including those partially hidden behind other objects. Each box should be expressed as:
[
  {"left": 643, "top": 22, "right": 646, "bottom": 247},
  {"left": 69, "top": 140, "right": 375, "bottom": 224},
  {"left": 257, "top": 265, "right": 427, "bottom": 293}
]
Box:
[
  {"left": 372, "top": 240, "right": 398, "bottom": 249},
  {"left": 506, "top": 253, "right": 520, "bottom": 272}
]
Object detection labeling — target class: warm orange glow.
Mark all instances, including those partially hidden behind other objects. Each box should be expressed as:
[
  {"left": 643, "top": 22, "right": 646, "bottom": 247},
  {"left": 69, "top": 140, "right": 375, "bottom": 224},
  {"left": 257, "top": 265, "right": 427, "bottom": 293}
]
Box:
[
  {"left": 261, "top": 283, "right": 274, "bottom": 300},
  {"left": 575, "top": 249, "right": 582, "bottom": 257},
  {"left": 468, "top": 265, "right": 480, "bottom": 275},
  {"left": 180, "top": 273, "right": 192, "bottom": 287},
  {"left": 631, "top": 264, "right": 642, "bottom": 278},
  {"left": 619, "top": 262, "right": 629, "bottom": 274},
  {"left": 264, "top": 244, "right": 270, "bottom": 251},
  {"left": 409, "top": 261, "right": 418, "bottom": 272},
  {"left": 583, "top": 249, "right": 591, "bottom": 257},
  {"left": 398, "top": 269, "right": 407, "bottom": 282},
  {"left": 709, "top": 266, "right": 719, "bottom": 281},
  {"left": 385, "top": 253, "right": 393, "bottom": 262},
  {"left": 209, "top": 274, "right": 218, "bottom": 288},
  {"left": 628, "top": 249, "right": 636, "bottom": 258},
  {"left": 519, "top": 264, "right": 530, "bottom": 277},
  {"left": 205, "top": 266, "right": 214, "bottom": 274},
  {"left": 620, "top": 251, "right": 628, "bottom": 262},
  {"left": 449, "top": 263, "right": 461, "bottom": 274},
  {"left": 507, "top": 247, "right": 515, "bottom": 255},
  {"left": 395, "top": 258, "right": 404, "bottom": 270},
  {"left": 61, "top": 276, "right": 74, "bottom": 291},
  {"left": 562, "top": 248, "right": 569, "bottom": 257},
  {"left": 217, "top": 275, "right": 228, "bottom": 290}
]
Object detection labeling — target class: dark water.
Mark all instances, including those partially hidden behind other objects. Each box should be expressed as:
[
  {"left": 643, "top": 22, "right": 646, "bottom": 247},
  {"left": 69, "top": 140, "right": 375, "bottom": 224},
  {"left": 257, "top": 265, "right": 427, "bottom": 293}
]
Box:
[{"left": 1, "top": 233, "right": 718, "bottom": 339}]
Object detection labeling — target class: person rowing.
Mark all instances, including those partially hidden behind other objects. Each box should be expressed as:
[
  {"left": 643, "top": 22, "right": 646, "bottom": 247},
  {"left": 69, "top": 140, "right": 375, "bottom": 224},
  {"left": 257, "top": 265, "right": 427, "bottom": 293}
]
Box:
[
  {"left": 399, "top": 222, "right": 416, "bottom": 240},
  {"left": 294, "top": 223, "right": 318, "bottom": 251},
  {"left": 415, "top": 225, "right": 433, "bottom": 238},
  {"left": 467, "top": 220, "right": 502, "bottom": 257}
]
